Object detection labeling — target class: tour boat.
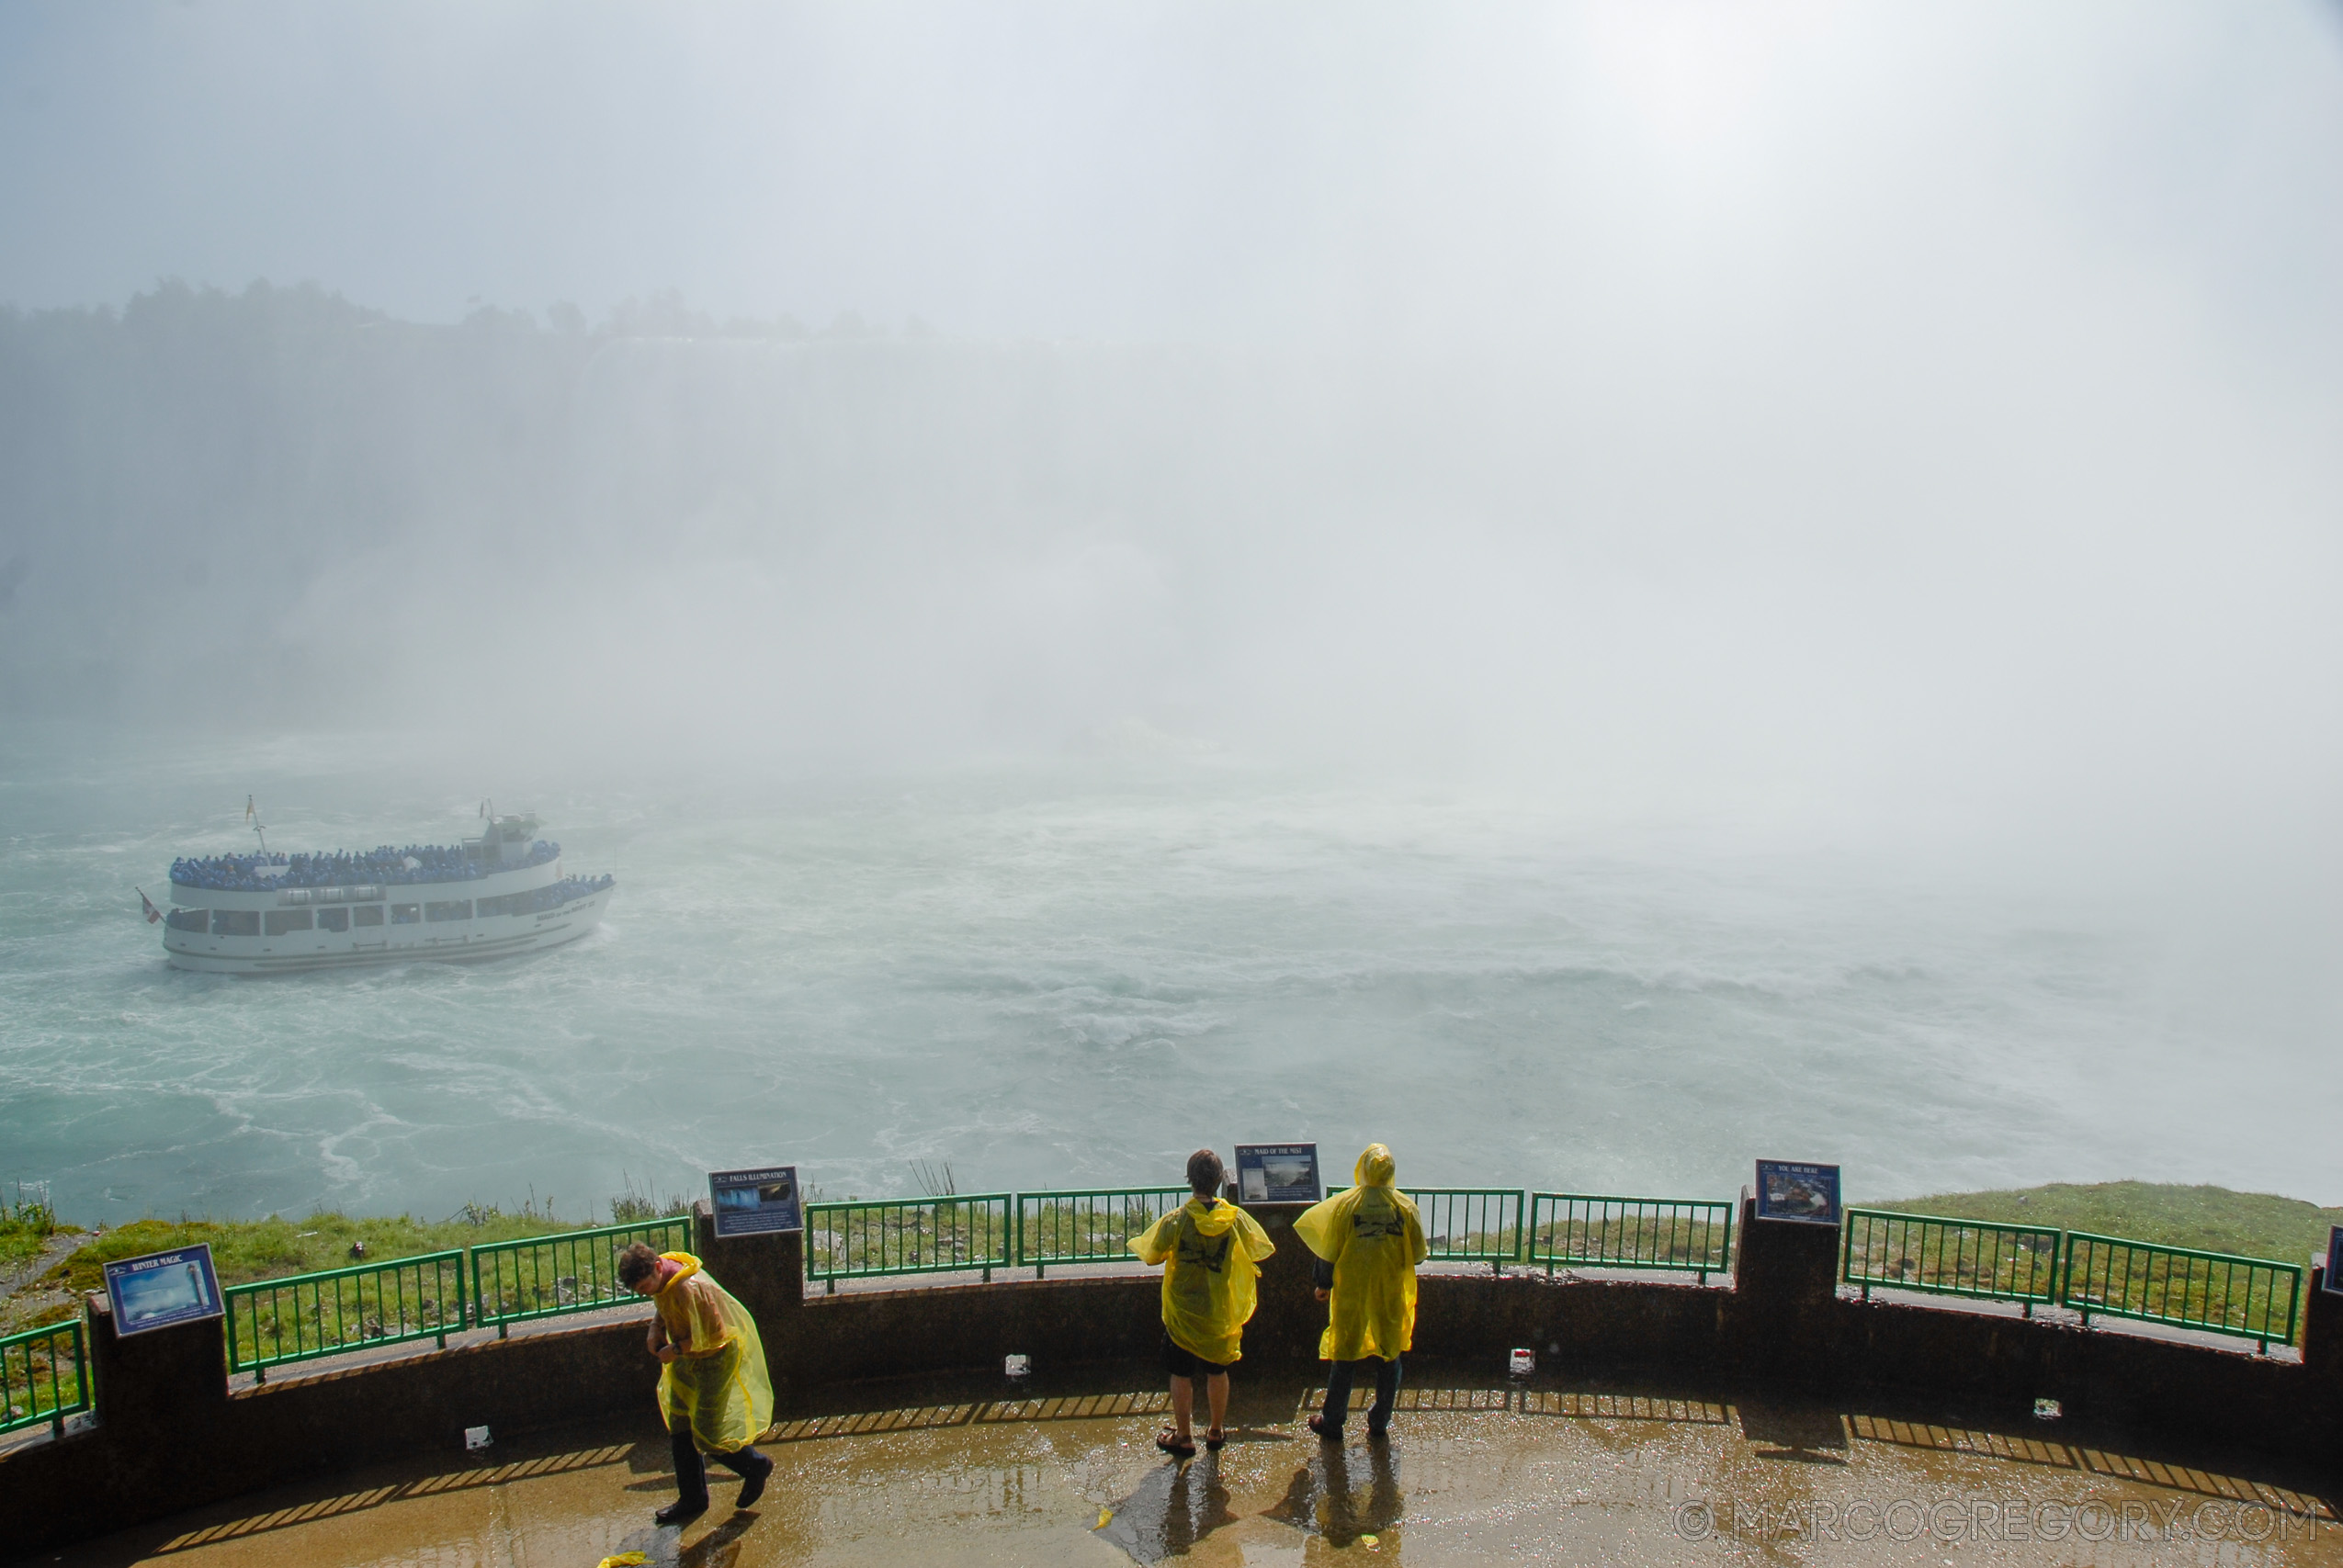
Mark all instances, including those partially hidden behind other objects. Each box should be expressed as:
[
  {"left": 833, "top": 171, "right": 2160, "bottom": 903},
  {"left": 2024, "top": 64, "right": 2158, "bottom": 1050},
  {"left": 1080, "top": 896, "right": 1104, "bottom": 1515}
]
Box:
[{"left": 159, "top": 812, "right": 614, "bottom": 975}]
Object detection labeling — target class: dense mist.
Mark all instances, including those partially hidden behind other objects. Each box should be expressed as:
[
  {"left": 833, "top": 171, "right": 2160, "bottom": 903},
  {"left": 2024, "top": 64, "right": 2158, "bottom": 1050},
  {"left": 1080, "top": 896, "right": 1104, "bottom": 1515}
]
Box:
[
  {"left": 2, "top": 3, "right": 2342, "bottom": 1218},
  {"left": 2, "top": 1, "right": 2339, "bottom": 859}
]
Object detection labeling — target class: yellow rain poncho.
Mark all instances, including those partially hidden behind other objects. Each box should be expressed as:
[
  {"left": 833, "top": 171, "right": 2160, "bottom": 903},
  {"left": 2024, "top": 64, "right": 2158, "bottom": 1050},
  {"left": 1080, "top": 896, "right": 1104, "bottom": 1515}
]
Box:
[
  {"left": 1293, "top": 1145, "right": 1428, "bottom": 1363},
  {"left": 651, "top": 1253, "right": 774, "bottom": 1453},
  {"left": 1129, "top": 1197, "right": 1276, "bottom": 1366}
]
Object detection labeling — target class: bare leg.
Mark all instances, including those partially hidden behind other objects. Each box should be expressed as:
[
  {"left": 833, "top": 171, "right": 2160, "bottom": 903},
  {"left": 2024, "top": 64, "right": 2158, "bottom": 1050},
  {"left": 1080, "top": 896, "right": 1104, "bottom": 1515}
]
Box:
[
  {"left": 1205, "top": 1372, "right": 1229, "bottom": 1436},
  {"left": 1170, "top": 1375, "right": 1194, "bottom": 1439}
]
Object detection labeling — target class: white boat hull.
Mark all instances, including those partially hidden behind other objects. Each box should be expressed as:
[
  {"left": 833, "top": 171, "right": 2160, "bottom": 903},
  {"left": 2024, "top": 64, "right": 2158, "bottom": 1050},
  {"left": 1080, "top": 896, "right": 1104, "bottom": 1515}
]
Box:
[{"left": 164, "top": 888, "right": 613, "bottom": 976}]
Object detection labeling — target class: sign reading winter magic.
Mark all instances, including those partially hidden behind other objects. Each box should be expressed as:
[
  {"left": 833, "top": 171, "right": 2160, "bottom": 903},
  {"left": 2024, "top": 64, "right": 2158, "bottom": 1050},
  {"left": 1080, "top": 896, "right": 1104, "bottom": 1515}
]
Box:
[
  {"left": 708, "top": 1166, "right": 805, "bottom": 1239},
  {"left": 2325, "top": 1226, "right": 2343, "bottom": 1295},
  {"left": 1234, "top": 1144, "right": 1323, "bottom": 1204},
  {"left": 1754, "top": 1160, "right": 1842, "bottom": 1225},
  {"left": 103, "top": 1244, "right": 224, "bottom": 1337}
]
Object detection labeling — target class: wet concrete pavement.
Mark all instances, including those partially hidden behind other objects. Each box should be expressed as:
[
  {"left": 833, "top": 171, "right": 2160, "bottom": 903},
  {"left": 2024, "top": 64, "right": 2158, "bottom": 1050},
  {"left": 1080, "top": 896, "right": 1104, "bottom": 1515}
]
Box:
[{"left": 28, "top": 1363, "right": 2340, "bottom": 1567}]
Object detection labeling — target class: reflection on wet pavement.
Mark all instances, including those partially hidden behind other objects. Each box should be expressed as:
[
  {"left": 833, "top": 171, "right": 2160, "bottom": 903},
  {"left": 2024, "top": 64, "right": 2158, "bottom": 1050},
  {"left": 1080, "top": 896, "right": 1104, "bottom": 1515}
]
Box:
[{"left": 41, "top": 1366, "right": 2343, "bottom": 1566}]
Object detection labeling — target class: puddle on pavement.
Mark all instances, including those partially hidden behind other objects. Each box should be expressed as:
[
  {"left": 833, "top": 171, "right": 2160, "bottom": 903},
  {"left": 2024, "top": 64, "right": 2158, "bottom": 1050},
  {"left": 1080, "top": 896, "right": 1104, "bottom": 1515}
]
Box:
[{"left": 37, "top": 1364, "right": 2341, "bottom": 1566}]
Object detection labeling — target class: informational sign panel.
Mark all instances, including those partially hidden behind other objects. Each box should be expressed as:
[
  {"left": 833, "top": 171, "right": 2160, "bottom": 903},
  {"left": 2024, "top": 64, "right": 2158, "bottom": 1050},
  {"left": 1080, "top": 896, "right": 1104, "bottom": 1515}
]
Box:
[
  {"left": 1234, "top": 1144, "right": 1323, "bottom": 1204},
  {"left": 2324, "top": 1225, "right": 2343, "bottom": 1295},
  {"left": 103, "top": 1243, "right": 224, "bottom": 1336},
  {"left": 1754, "top": 1160, "right": 1842, "bottom": 1225},
  {"left": 708, "top": 1165, "right": 804, "bottom": 1239}
]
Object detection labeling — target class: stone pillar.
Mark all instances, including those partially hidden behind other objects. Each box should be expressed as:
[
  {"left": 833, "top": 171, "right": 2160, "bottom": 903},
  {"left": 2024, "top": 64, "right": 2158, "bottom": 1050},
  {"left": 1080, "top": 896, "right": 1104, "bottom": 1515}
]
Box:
[
  {"left": 1729, "top": 1191, "right": 1842, "bottom": 1387},
  {"left": 2303, "top": 1264, "right": 2341, "bottom": 1379},
  {"left": 1238, "top": 1201, "right": 1323, "bottom": 1362},
  {"left": 83, "top": 1292, "right": 232, "bottom": 1493},
  {"left": 2302, "top": 1263, "right": 2343, "bottom": 1470},
  {"left": 691, "top": 1201, "right": 805, "bottom": 1329}
]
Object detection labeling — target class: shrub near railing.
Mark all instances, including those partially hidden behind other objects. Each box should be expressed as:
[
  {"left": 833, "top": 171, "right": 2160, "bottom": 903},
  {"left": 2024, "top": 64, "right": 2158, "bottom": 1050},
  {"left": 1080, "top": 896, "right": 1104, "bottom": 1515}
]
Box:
[
  {"left": 1528, "top": 1194, "right": 1735, "bottom": 1284},
  {"left": 1842, "top": 1209, "right": 2062, "bottom": 1314},
  {"left": 471, "top": 1216, "right": 695, "bottom": 1337},
  {"left": 806, "top": 1195, "right": 1013, "bottom": 1293},
  {"left": 2060, "top": 1233, "right": 2302, "bottom": 1353},
  {"left": 226, "top": 1250, "right": 467, "bottom": 1382},
  {"left": 1016, "top": 1188, "right": 1191, "bottom": 1278},
  {"left": 0, "top": 1320, "right": 89, "bottom": 1438}
]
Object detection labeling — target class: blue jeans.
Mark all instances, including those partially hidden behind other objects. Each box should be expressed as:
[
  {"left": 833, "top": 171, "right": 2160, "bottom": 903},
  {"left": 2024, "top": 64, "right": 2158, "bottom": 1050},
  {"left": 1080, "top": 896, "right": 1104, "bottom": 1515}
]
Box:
[{"left": 1320, "top": 1355, "right": 1400, "bottom": 1434}]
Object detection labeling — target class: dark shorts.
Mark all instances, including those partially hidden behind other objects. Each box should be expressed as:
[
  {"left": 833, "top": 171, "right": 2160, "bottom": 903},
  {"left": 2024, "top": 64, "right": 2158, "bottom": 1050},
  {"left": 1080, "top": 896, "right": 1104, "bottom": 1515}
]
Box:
[{"left": 1161, "top": 1330, "right": 1230, "bottom": 1379}]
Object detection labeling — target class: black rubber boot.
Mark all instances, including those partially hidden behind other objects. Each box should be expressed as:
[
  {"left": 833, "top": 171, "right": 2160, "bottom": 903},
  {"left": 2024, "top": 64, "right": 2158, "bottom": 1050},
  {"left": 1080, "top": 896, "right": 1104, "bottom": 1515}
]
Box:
[
  {"left": 734, "top": 1449, "right": 773, "bottom": 1509},
  {"left": 661, "top": 1425, "right": 711, "bottom": 1523}
]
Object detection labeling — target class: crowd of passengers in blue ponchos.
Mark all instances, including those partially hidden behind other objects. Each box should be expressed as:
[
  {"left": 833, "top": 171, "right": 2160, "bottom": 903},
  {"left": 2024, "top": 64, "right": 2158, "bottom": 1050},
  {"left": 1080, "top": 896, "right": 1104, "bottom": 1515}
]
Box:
[{"left": 170, "top": 840, "right": 564, "bottom": 891}]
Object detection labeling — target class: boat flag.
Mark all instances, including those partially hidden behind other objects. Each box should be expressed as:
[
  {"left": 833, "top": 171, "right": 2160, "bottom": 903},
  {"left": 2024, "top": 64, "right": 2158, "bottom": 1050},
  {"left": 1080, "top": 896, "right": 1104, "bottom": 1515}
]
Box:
[
  {"left": 137, "top": 888, "right": 163, "bottom": 924},
  {"left": 245, "top": 795, "right": 255, "bottom": 822}
]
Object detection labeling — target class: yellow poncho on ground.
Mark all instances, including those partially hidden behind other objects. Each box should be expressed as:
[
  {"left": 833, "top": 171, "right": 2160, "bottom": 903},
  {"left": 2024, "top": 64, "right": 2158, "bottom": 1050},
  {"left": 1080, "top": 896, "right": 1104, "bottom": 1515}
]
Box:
[
  {"left": 652, "top": 1252, "right": 774, "bottom": 1453},
  {"left": 1293, "top": 1145, "right": 1428, "bottom": 1363},
  {"left": 1129, "top": 1197, "right": 1276, "bottom": 1366}
]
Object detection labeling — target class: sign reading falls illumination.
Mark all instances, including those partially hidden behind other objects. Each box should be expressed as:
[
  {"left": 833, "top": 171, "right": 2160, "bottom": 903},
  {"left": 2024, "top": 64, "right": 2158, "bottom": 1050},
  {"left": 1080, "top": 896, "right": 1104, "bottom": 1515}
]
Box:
[{"left": 709, "top": 1166, "right": 805, "bottom": 1239}]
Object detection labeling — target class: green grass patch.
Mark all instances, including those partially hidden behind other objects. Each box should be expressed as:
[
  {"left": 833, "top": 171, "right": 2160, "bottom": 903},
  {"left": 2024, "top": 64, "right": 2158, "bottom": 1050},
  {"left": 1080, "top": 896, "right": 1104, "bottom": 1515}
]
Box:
[
  {"left": 1, "top": 1220, "right": 62, "bottom": 1277},
  {"left": 1, "top": 1186, "right": 75, "bottom": 1277},
  {"left": 1873, "top": 1182, "right": 2341, "bottom": 1268},
  {"left": 40, "top": 1203, "right": 685, "bottom": 1298}
]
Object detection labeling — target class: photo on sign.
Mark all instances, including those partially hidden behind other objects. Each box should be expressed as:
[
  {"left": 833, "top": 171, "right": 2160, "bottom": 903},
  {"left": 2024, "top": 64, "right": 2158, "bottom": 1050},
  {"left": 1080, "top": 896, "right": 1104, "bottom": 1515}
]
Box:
[
  {"left": 707, "top": 1165, "right": 804, "bottom": 1239},
  {"left": 102, "top": 1244, "right": 225, "bottom": 1337},
  {"left": 1754, "top": 1160, "right": 1842, "bottom": 1225},
  {"left": 2325, "top": 1225, "right": 2343, "bottom": 1295},
  {"left": 1233, "top": 1144, "right": 1323, "bottom": 1204}
]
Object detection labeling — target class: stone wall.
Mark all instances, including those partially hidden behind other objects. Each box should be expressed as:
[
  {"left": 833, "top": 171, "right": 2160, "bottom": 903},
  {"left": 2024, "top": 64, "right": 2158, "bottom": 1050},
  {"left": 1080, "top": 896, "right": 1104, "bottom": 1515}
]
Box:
[{"left": 3, "top": 1195, "right": 2336, "bottom": 1561}]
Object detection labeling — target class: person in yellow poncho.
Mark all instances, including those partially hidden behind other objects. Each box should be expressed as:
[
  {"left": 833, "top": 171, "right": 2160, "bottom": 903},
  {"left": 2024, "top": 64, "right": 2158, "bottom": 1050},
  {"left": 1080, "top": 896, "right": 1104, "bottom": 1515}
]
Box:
[
  {"left": 619, "top": 1244, "right": 775, "bottom": 1524},
  {"left": 1128, "top": 1148, "right": 1276, "bottom": 1458},
  {"left": 1295, "top": 1144, "right": 1426, "bottom": 1442}
]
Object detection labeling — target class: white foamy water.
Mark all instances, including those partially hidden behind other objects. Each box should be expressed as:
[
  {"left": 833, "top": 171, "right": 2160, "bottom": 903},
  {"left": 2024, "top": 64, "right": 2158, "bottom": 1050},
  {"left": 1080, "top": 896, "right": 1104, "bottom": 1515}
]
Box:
[{"left": 2, "top": 724, "right": 2333, "bottom": 1224}]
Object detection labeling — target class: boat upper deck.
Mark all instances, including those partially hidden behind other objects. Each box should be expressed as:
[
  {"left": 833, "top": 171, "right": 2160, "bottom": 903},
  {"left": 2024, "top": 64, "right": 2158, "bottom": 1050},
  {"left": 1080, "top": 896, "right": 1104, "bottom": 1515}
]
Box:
[{"left": 170, "top": 839, "right": 560, "bottom": 892}]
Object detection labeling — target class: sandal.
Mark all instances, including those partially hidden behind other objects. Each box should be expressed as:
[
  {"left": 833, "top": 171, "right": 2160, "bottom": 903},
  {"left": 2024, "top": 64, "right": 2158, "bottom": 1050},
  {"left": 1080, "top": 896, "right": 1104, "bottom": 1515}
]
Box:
[
  {"left": 1204, "top": 1427, "right": 1227, "bottom": 1451},
  {"left": 1155, "top": 1428, "right": 1197, "bottom": 1458}
]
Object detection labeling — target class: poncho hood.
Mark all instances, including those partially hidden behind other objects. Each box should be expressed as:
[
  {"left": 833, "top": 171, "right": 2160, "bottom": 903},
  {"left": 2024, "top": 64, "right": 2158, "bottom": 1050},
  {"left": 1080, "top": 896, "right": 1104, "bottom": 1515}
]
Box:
[
  {"left": 1185, "top": 1196, "right": 1241, "bottom": 1234},
  {"left": 1353, "top": 1145, "right": 1397, "bottom": 1187}
]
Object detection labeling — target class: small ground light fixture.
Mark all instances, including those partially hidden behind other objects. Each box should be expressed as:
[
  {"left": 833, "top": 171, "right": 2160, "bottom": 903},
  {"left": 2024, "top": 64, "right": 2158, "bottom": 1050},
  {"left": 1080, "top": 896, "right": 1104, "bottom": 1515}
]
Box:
[
  {"left": 1509, "top": 1348, "right": 1535, "bottom": 1378},
  {"left": 464, "top": 1426, "right": 492, "bottom": 1451},
  {"left": 1004, "top": 1354, "right": 1031, "bottom": 1378},
  {"left": 2032, "top": 1399, "right": 2062, "bottom": 1420}
]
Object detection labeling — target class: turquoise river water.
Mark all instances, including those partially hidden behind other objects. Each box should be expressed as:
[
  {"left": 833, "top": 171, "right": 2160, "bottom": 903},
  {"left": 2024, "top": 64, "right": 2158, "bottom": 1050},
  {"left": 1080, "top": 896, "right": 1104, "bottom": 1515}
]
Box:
[{"left": 2, "top": 723, "right": 2333, "bottom": 1226}]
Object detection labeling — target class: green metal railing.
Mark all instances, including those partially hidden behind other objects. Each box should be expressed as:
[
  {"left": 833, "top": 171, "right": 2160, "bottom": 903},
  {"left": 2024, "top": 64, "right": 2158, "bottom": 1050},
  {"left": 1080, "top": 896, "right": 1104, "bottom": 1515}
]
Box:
[
  {"left": 1842, "top": 1209, "right": 2062, "bottom": 1314},
  {"left": 1528, "top": 1193, "right": 1735, "bottom": 1283},
  {"left": 1409, "top": 1189, "right": 1528, "bottom": 1271},
  {"left": 226, "top": 1249, "right": 467, "bottom": 1382},
  {"left": 0, "top": 1320, "right": 90, "bottom": 1438},
  {"left": 1016, "top": 1188, "right": 1191, "bottom": 1277},
  {"left": 2058, "top": 1233, "right": 2301, "bottom": 1352},
  {"left": 806, "top": 1194, "right": 1013, "bottom": 1293},
  {"left": 472, "top": 1216, "right": 695, "bottom": 1337}
]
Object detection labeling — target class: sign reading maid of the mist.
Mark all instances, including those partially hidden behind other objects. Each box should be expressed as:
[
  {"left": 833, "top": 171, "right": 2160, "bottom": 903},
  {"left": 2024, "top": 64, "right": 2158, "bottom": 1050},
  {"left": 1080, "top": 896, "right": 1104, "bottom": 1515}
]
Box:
[
  {"left": 1754, "top": 1160, "right": 1842, "bottom": 1225},
  {"left": 709, "top": 1166, "right": 804, "bottom": 1239},
  {"left": 1234, "top": 1144, "right": 1323, "bottom": 1204},
  {"left": 103, "top": 1243, "right": 224, "bottom": 1336}
]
